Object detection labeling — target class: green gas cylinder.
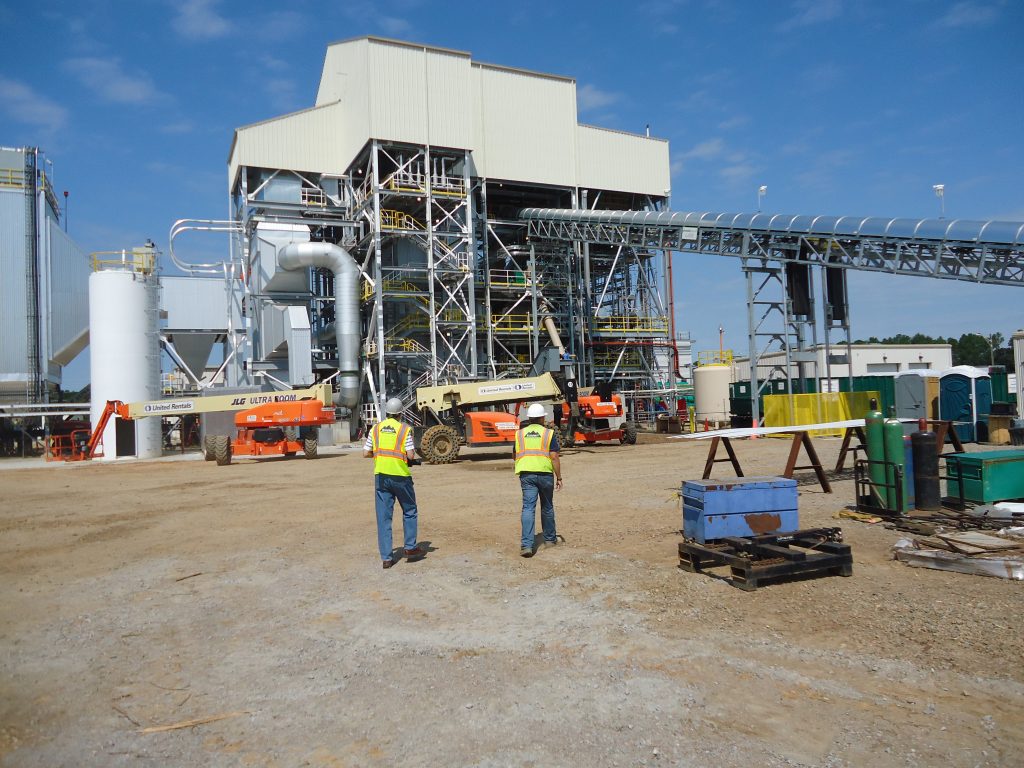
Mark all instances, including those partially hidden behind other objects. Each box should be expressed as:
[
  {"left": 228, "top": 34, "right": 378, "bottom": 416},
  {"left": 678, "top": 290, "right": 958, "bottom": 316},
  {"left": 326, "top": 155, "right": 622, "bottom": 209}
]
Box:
[
  {"left": 883, "top": 407, "right": 905, "bottom": 512},
  {"left": 864, "top": 398, "right": 886, "bottom": 507}
]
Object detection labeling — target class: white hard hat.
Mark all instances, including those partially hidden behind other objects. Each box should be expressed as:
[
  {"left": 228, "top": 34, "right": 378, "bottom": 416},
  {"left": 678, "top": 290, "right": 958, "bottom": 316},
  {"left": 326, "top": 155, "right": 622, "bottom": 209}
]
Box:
[
  {"left": 385, "top": 397, "right": 404, "bottom": 415},
  {"left": 526, "top": 403, "right": 546, "bottom": 419}
]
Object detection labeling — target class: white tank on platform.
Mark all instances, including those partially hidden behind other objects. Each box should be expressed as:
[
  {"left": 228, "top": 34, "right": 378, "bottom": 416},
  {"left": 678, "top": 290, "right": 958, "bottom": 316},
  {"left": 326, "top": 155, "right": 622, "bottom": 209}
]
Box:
[
  {"left": 694, "top": 363, "right": 732, "bottom": 423},
  {"left": 88, "top": 246, "right": 162, "bottom": 460}
]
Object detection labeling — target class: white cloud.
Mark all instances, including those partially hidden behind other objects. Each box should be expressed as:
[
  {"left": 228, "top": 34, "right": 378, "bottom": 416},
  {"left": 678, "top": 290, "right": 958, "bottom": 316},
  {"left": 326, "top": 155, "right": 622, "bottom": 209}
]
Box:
[
  {"left": 684, "top": 137, "right": 726, "bottom": 160},
  {"left": 934, "top": 1, "right": 1001, "bottom": 29},
  {"left": 717, "top": 114, "right": 749, "bottom": 131},
  {"left": 578, "top": 84, "right": 620, "bottom": 112},
  {"left": 379, "top": 16, "right": 412, "bottom": 36},
  {"left": 0, "top": 77, "right": 67, "bottom": 133},
  {"left": 779, "top": 0, "right": 842, "bottom": 32},
  {"left": 266, "top": 78, "right": 301, "bottom": 112},
  {"left": 172, "top": 0, "right": 232, "bottom": 41},
  {"left": 160, "top": 120, "right": 195, "bottom": 134},
  {"left": 64, "top": 57, "right": 166, "bottom": 105}
]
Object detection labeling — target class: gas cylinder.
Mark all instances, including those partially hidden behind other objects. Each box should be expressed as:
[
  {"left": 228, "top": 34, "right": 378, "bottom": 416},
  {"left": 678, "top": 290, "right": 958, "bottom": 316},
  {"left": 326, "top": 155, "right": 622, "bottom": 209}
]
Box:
[
  {"left": 883, "top": 407, "right": 905, "bottom": 512},
  {"left": 911, "top": 418, "right": 941, "bottom": 511},
  {"left": 864, "top": 398, "right": 886, "bottom": 507}
]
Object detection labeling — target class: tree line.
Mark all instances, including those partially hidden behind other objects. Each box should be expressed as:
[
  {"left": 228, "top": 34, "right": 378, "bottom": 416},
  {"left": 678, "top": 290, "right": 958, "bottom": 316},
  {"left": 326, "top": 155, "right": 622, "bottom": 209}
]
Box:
[{"left": 852, "top": 332, "right": 1013, "bottom": 368}]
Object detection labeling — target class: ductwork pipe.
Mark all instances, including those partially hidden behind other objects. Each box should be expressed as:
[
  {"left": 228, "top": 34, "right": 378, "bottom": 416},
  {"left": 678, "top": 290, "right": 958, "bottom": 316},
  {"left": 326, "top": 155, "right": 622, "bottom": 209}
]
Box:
[{"left": 278, "top": 242, "right": 361, "bottom": 407}]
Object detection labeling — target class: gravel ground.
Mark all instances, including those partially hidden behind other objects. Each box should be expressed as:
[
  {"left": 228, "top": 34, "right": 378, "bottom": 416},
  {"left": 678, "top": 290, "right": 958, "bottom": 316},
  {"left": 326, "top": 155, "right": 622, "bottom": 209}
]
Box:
[{"left": 1, "top": 434, "right": 1021, "bottom": 767}]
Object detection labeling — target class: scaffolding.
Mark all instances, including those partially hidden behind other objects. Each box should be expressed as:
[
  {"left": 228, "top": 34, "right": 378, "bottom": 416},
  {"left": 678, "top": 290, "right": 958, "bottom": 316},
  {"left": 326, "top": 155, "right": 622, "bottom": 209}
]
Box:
[{"left": 228, "top": 147, "right": 678, "bottom": 426}]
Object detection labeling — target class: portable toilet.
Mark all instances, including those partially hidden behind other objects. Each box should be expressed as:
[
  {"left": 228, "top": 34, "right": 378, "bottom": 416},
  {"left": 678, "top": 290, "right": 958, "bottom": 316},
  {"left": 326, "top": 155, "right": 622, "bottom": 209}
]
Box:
[
  {"left": 895, "top": 370, "right": 941, "bottom": 433},
  {"left": 940, "top": 366, "right": 991, "bottom": 443}
]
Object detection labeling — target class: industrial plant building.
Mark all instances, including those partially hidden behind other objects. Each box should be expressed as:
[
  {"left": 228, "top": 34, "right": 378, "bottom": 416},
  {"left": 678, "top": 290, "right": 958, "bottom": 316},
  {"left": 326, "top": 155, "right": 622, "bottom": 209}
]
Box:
[{"left": 218, "top": 36, "right": 682, "bottom": 429}]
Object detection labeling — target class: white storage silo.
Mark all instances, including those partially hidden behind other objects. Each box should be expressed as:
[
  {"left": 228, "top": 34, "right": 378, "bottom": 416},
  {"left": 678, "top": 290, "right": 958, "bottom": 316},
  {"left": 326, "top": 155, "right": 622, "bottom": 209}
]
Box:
[
  {"left": 88, "top": 247, "right": 162, "bottom": 459},
  {"left": 694, "top": 363, "right": 732, "bottom": 425}
]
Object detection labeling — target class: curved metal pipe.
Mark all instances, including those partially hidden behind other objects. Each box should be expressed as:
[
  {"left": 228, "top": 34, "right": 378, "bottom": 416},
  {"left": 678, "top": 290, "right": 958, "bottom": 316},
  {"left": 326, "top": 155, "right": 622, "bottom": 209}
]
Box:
[
  {"left": 168, "top": 219, "right": 243, "bottom": 276},
  {"left": 278, "top": 242, "right": 361, "bottom": 407}
]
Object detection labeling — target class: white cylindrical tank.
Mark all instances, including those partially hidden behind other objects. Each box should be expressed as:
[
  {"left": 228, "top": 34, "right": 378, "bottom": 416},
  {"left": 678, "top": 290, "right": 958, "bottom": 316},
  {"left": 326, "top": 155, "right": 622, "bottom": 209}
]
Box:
[
  {"left": 89, "top": 260, "right": 162, "bottom": 460},
  {"left": 694, "top": 364, "right": 732, "bottom": 423}
]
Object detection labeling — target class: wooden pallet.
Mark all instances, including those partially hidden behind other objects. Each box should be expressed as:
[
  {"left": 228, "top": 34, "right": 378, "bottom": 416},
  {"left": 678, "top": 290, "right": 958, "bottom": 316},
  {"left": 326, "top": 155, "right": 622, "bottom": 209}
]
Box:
[{"left": 677, "top": 528, "right": 853, "bottom": 591}]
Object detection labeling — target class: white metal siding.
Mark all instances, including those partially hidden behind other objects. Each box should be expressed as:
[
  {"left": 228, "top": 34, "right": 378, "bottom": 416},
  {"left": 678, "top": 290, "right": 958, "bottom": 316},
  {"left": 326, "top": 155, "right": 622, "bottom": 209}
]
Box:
[
  {"left": 368, "top": 41, "right": 428, "bottom": 146},
  {"left": 477, "top": 65, "right": 576, "bottom": 187},
  {"left": 577, "top": 125, "right": 670, "bottom": 196},
  {"left": 0, "top": 190, "right": 27, "bottom": 381},
  {"left": 229, "top": 102, "right": 355, "bottom": 191},
  {"left": 426, "top": 50, "right": 473, "bottom": 150},
  {"left": 162, "top": 276, "right": 229, "bottom": 330},
  {"left": 46, "top": 217, "right": 89, "bottom": 365}
]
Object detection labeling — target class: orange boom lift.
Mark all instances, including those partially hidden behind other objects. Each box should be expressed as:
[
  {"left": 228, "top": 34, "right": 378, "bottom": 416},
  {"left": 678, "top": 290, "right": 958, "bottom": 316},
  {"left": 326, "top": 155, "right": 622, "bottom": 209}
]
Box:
[{"left": 69, "top": 384, "right": 335, "bottom": 465}]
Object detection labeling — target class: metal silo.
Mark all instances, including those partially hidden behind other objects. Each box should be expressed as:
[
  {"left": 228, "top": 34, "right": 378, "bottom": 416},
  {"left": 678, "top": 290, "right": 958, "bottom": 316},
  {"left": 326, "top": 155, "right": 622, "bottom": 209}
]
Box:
[{"left": 88, "top": 245, "right": 162, "bottom": 459}]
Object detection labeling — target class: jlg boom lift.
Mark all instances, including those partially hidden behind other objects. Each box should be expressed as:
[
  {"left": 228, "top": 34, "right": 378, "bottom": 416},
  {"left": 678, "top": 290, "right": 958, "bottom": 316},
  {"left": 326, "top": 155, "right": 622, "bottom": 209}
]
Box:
[
  {"left": 67, "top": 384, "right": 335, "bottom": 465},
  {"left": 411, "top": 310, "right": 636, "bottom": 464}
]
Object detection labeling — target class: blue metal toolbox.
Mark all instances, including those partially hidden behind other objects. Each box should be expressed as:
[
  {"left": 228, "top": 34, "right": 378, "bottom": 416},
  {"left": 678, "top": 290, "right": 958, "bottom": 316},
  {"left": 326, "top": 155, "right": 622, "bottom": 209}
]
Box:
[{"left": 682, "top": 476, "right": 799, "bottom": 543}]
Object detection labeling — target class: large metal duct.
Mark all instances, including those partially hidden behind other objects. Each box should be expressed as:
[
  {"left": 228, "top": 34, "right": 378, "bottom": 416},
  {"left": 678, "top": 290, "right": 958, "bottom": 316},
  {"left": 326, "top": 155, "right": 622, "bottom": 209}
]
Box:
[{"left": 278, "top": 242, "right": 360, "bottom": 407}]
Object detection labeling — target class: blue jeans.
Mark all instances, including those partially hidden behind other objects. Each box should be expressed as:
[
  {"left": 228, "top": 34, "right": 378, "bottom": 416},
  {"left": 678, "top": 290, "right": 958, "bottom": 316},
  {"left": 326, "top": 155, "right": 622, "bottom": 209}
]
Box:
[
  {"left": 375, "top": 474, "right": 418, "bottom": 561},
  {"left": 520, "top": 473, "right": 556, "bottom": 549}
]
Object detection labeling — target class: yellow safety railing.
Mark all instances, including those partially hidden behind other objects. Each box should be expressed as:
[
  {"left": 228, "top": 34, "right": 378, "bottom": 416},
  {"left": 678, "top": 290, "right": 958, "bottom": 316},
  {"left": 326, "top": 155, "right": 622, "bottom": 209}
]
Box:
[
  {"left": 0, "top": 168, "right": 24, "bottom": 188},
  {"left": 489, "top": 269, "right": 532, "bottom": 287},
  {"left": 91, "top": 248, "right": 157, "bottom": 274},
  {"left": 300, "top": 187, "right": 326, "bottom": 207},
  {"left": 697, "top": 349, "right": 734, "bottom": 366},
  {"left": 383, "top": 170, "right": 427, "bottom": 195},
  {"left": 490, "top": 313, "right": 535, "bottom": 333},
  {"left": 380, "top": 209, "right": 425, "bottom": 231},
  {"left": 763, "top": 391, "right": 880, "bottom": 437},
  {"left": 594, "top": 350, "right": 644, "bottom": 368},
  {"left": 592, "top": 316, "right": 669, "bottom": 333},
  {"left": 362, "top": 277, "right": 423, "bottom": 301}
]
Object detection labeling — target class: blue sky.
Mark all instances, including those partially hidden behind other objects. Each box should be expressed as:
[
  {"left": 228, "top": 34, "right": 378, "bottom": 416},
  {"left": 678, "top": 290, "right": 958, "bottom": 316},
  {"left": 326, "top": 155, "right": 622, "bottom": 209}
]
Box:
[{"left": 2, "top": 0, "right": 1022, "bottom": 387}]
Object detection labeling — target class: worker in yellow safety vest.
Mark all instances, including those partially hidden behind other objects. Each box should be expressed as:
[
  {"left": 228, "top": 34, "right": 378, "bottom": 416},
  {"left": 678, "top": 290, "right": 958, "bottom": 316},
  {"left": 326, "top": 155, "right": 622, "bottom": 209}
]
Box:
[
  {"left": 363, "top": 397, "right": 423, "bottom": 569},
  {"left": 514, "top": 403, "right": 563, "bottom": 558}
]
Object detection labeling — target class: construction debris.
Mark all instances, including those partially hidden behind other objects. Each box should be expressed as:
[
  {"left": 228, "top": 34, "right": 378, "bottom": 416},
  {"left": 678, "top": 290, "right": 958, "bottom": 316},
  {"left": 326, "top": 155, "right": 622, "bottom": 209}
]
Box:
[{"left": 892, "top": 536, "right": 1024, "bottom": 580}]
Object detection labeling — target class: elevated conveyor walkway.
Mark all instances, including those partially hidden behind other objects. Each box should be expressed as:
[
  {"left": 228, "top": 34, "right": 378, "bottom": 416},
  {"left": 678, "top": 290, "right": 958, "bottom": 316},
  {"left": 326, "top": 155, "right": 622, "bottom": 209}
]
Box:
[{"left": 520, "top": 208, "right": 1024, "bottom": 287}]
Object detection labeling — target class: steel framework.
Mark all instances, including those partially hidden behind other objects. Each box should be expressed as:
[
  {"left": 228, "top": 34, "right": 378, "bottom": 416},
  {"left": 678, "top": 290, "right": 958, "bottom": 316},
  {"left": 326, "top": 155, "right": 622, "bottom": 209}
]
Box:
[
  {"left": 228, "top": 145, "right": 679, "bottom": 429},
  {"left": 522, "top": 207, "right": 1024, "bottom": 425}
]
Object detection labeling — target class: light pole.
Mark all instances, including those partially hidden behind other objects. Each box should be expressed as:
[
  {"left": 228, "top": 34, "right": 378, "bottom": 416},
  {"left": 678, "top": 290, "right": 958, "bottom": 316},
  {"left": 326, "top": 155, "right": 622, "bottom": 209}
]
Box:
[
  {"left": 933, "top": 184, "right": 945, "bottom": 218},
  {"left": 757, "top": 185, "right": 767, "bottom": 213}
]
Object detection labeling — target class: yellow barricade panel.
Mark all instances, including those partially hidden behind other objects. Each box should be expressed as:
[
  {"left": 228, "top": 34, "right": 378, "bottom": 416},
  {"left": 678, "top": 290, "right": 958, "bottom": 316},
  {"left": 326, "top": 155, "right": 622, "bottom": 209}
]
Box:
[{"left": 762, "top": 391, "right": 880, "bottom": 437}]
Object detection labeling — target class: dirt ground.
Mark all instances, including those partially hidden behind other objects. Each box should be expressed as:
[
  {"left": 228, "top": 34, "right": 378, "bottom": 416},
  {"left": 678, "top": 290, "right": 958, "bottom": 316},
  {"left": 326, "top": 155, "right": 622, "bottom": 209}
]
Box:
[{"left": 1, "top": 433, "right": 1021, "bottom": 767}]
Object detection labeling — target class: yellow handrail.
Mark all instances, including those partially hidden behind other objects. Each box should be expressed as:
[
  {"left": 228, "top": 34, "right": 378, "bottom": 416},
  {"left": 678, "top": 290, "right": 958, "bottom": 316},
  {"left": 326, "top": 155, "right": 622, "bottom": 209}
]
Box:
[
  {"left": 0, "top": 169, "right": 24, "bottom": 188},
  {"left": 592, "top": 316, "right": 669, "bottom": 333},
  {"left": 90, "top": 248, "right": 157, "bottom": 274},
  {"left": 697, "top": 349, "right": 734, "bottom": 366},
  {"left": 380, "top": 209, "right": 425, "bottom": 231}
]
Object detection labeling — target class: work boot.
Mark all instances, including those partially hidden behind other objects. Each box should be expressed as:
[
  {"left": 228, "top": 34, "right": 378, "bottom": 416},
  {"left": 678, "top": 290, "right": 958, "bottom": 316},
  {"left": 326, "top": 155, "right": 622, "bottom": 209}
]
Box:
[{"left": 520, "top": 546, "right": 534, "bottom": 558}]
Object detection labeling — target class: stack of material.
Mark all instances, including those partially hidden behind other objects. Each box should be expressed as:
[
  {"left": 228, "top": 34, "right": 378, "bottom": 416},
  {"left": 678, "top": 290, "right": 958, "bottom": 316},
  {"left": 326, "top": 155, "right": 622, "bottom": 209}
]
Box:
[{"left": 893, "top": 526, "right": 1024, "bottom": 580}]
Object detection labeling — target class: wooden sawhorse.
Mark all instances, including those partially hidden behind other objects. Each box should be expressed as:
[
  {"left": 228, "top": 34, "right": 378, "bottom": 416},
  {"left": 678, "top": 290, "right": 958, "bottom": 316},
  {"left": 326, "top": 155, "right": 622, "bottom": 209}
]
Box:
[{"left": 702, "top": 431, "right": 832, "bottom": 493}]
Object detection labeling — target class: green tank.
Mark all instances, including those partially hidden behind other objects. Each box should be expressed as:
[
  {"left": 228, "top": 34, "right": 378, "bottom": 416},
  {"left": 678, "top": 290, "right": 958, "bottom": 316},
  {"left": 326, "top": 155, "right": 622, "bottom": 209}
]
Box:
[
  {"left": 883, "top": 407, "right": 905, "bottom": 512},
  {"left": 864, "top": 398, "right": 886, "bottom": 507}
]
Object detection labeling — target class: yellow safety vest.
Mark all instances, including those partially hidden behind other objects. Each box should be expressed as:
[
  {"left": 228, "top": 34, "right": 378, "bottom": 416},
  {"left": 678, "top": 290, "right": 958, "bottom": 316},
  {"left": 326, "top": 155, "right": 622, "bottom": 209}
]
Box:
[
  {"left": 514, "top": 425, "right": 554, "bottom": 475},
  {"left": 372, "top": 418, "right": 411, "bottom": 477}
]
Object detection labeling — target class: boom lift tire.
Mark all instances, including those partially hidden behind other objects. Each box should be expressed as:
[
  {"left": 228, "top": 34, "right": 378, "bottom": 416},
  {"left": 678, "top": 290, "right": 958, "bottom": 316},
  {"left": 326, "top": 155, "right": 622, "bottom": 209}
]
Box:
[
  {"left": 620, "top": 422, "right": 638, "bottom": 445},
  {"left": 303, "top": 436, "right": 318, "bottom": 459},
  {"left": 559, "top": 424, "right": 576, "bottom": 449},
  {"left": 420, "top": 424, "right": 460, "bottom": 464},
  {"left": 203, "top": 435, "right": 216, "bottom": 461},
  {"left": 212, "top": 435, "right": 232, "bottom": 466}
]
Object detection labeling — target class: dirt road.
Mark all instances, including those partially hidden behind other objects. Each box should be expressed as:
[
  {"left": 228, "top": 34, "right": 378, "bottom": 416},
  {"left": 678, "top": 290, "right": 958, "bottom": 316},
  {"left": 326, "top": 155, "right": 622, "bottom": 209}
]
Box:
[{"left": 1, "top": 435, "right": 1021, "bottom": 766}]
